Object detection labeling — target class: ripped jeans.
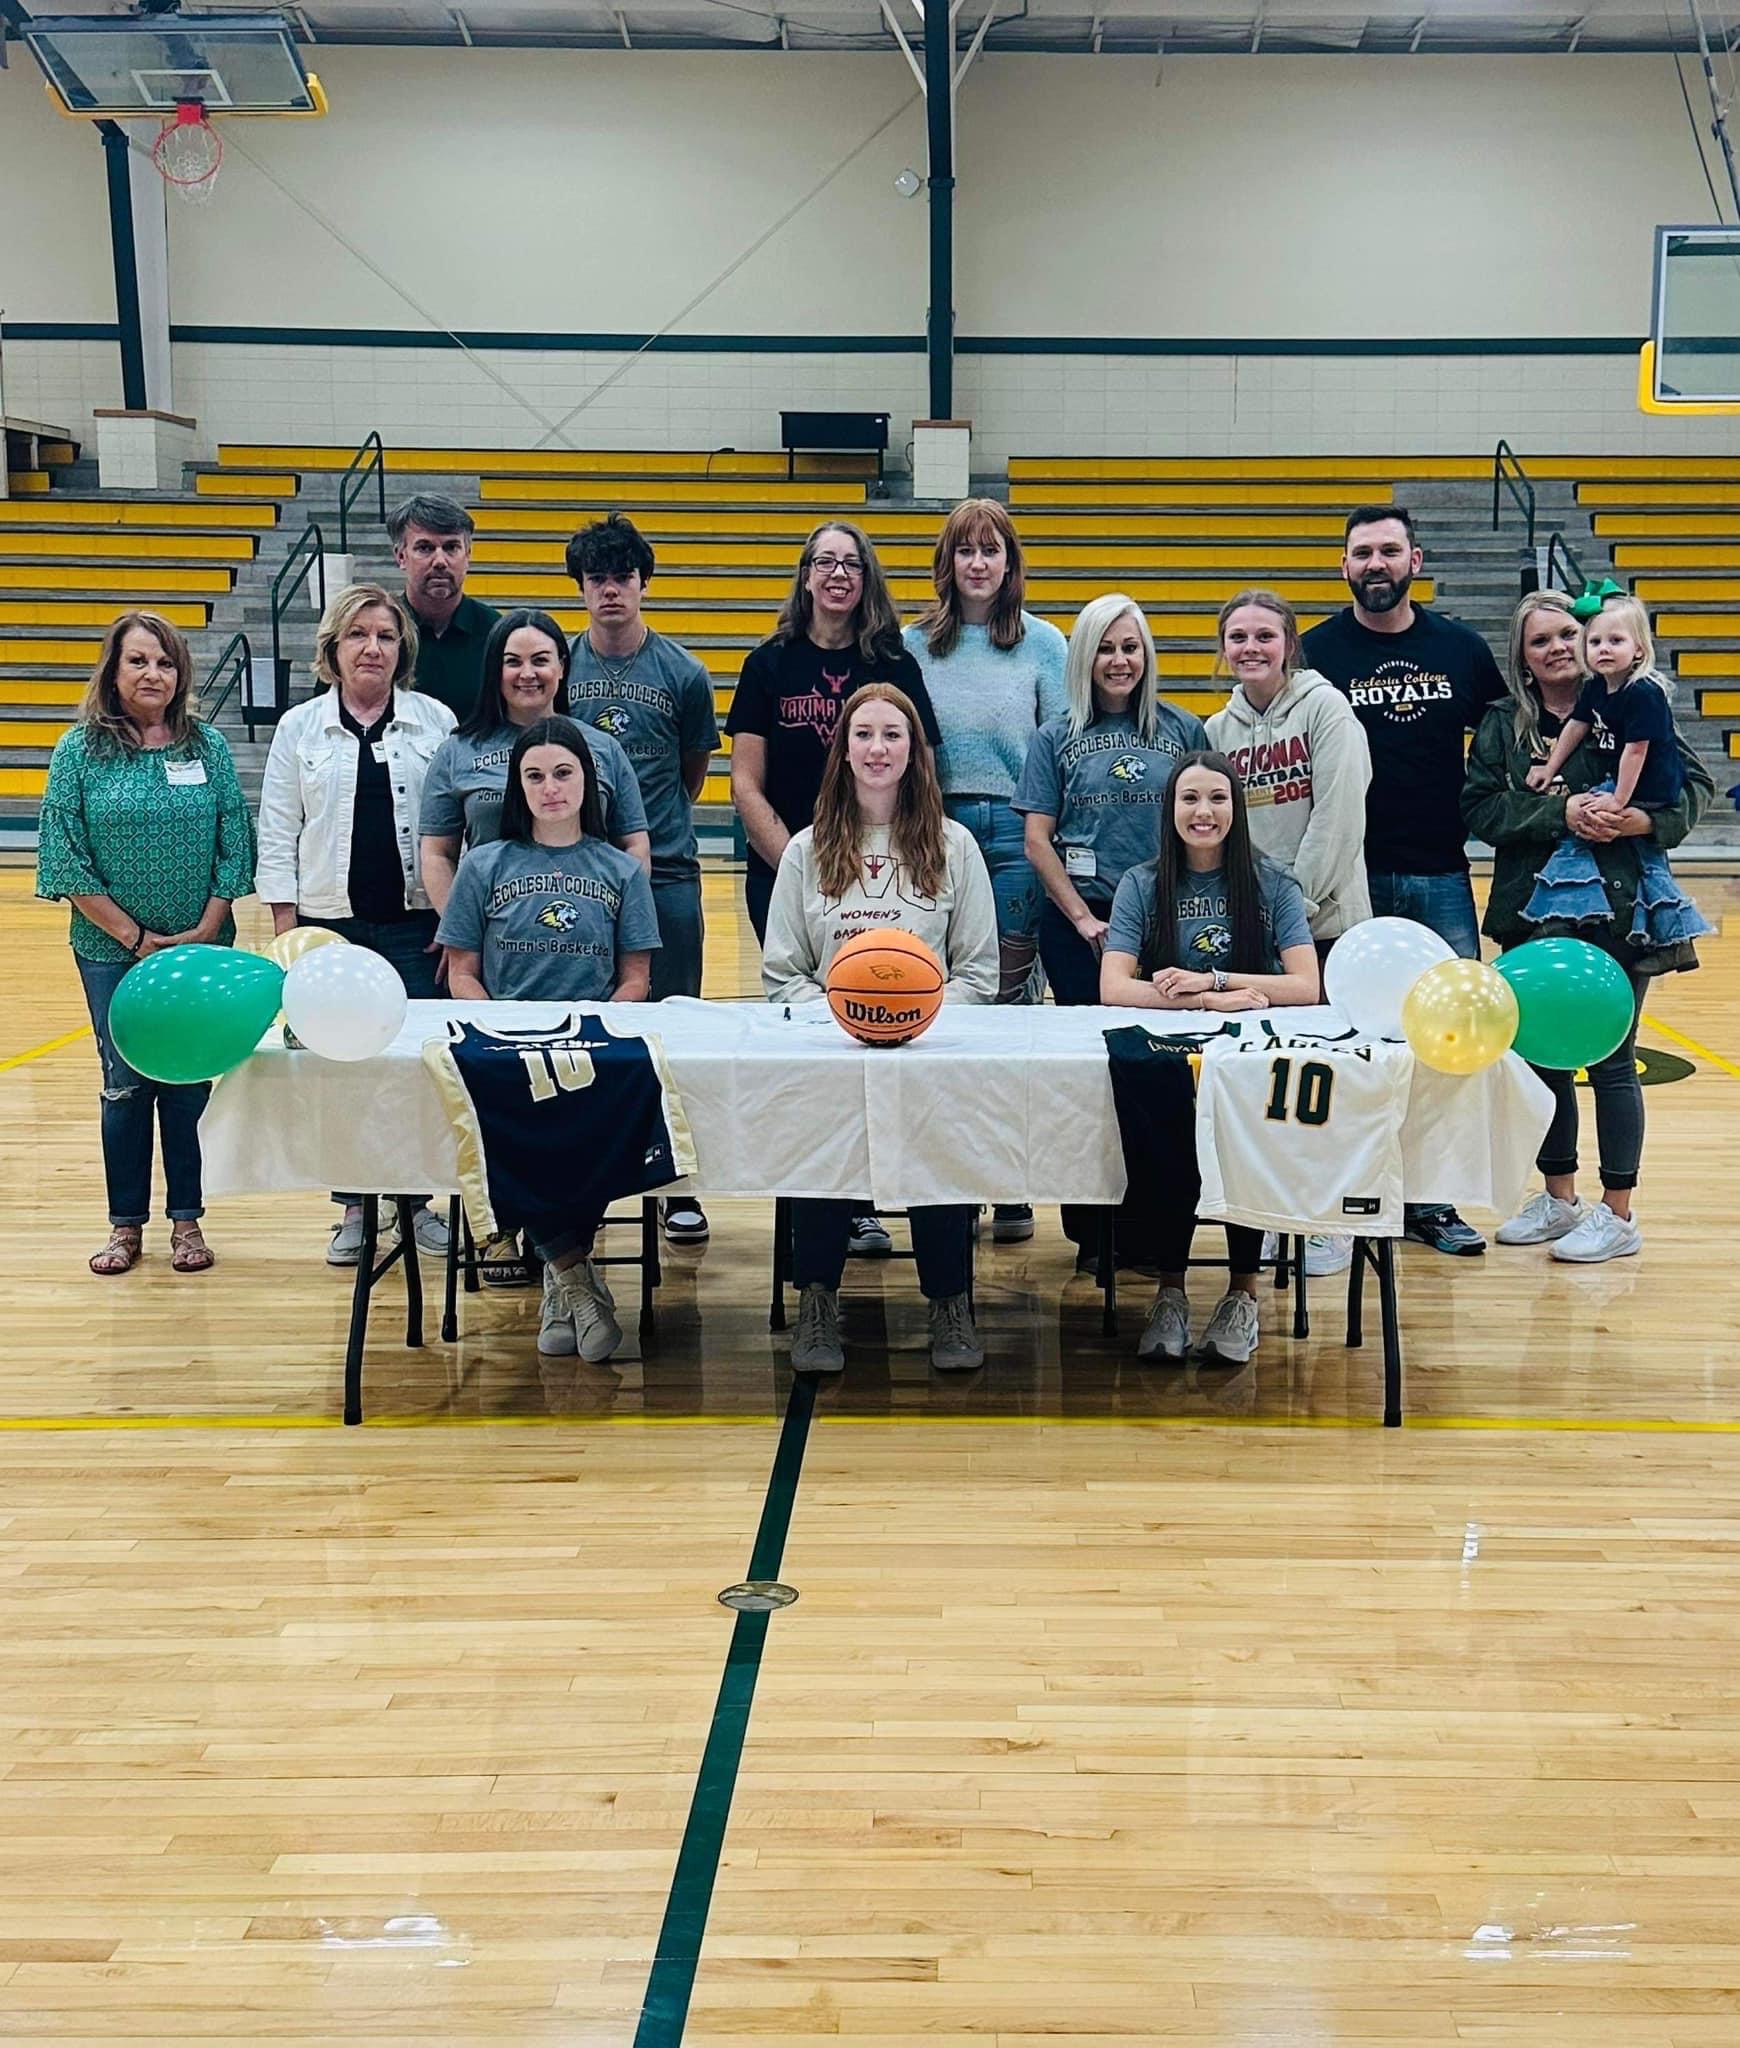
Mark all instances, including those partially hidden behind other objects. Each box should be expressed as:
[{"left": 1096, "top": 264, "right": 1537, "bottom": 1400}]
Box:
[{"left": 75, "top": 954, "right": 209, "bottom": 1227}]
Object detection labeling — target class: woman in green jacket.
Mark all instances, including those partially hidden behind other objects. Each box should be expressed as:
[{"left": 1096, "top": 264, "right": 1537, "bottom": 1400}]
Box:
[
  {"left": 1462, "top": 590, "right": 1710, "bottom": 1267},
  {"left": 36, "top": 612, "right": 256, "bottom": 1276}
]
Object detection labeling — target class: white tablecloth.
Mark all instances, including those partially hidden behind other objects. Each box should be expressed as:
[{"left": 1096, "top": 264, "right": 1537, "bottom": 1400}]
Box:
[{"left": 202, "top": 997, "right": 1554, "bottom": 1219}]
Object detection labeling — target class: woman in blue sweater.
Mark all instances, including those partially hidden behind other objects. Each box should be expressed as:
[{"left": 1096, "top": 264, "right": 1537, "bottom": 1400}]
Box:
[{"left": 903, "top": 498, "right": 1066, "bottom": 1243}]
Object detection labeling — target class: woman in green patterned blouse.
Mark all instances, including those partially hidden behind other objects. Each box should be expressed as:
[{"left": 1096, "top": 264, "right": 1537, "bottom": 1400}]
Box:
[{"left": 36, "top": 612, "right": 256, "bottom": 1276}]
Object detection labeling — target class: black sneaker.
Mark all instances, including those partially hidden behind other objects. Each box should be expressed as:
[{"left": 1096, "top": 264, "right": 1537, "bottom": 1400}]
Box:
[
  {"left": 661, "top": 1198, "right": 709, "bottom": 1244},
  {"left": 1402, "top": 1203, "right": 1487, "bottom": 1255},
  {"left": 991, "top": 1203, "right": 1034, "bottom": 1243},
  {"left": 846, "top": 1214, "right": 893, "bottom": 1256}
]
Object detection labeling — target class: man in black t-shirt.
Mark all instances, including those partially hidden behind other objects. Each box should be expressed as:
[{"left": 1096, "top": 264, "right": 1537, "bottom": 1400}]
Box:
[{"left": 1301, "top": 504, "right": 1506, "bottom": 1257}]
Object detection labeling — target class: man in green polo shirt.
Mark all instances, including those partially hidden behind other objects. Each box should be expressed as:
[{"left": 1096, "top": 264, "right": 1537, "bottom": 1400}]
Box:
[{"left": 390, "top": 493, "right": 502, "bottom": 721}]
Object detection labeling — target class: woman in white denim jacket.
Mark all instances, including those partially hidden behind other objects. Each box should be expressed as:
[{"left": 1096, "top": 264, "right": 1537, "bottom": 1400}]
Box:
[{"left": 256, "top": 582, "right": 455, "bottom": 1266}]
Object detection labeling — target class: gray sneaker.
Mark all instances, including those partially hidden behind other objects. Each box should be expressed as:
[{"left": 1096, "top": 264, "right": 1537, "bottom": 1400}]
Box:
[
  {"left": 1497, "top": 1190, "right": 1588, "bottom": 1246},
  {"left": 928, "top": 1292, "right": 985, "bottom": 1371},
  {"left": 409, "top": 1206, "right": 450, "bottom": 1258},
  {"left": 991, "top": 1204, "right": 1034, "bottom": 1243},
  {"left": 1304, "top": 1232, "right": 1354, "bottom": 1277},
  {"left": 326, "top": 1213, "right": 367, "bottom": 1266},
  {"left": 537, "top": 1267, "right": 577, "bottom": 1357},
  {"left": 791, "top": 1283, "right": 844, "bottom": 1374},
  {"left": 1550, "top": 1202, "right": 1642, "bottom": 1264},
  {"left": 551, "top": 1258, "right": 622, "bottom": 1362},
  {"left": 1137, "top": 1285, "right": 1191, "bottom": 1361},
  {"left": 1197, "top": 1290, "right": 1261, "bottom": 1365}
]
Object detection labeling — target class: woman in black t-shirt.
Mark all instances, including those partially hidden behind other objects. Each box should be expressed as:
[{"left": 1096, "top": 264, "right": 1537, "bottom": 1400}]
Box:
[{"left": 728, "top": 519, "right": 940, "bottom": 946}]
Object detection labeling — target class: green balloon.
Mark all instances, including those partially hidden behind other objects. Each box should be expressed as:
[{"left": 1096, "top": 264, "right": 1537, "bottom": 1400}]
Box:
[
  {"left": 109, "top": 944, "right": 285, "bottom": 1085},
  {"left": 1493, "top": 939, "right": 1635, "bottom": 1071}
]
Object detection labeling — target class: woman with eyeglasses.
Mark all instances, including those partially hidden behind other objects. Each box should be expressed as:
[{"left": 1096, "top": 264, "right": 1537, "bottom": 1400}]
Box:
[{"left": 728, "top": 519, "right": 944, "bottom": 1260}]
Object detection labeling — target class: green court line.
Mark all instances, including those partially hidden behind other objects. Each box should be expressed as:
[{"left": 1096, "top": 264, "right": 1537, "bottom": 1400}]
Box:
[{"left": 634, "top": 1373, "right": 817, "bottom": 2047}]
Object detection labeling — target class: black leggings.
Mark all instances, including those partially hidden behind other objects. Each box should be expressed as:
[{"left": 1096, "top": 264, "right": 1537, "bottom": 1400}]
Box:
[
  {"left": 1150, "top": 1217, "right": 1266, "bottom": 1280},
  {"left": 1531, "top": 966, "right": 1649, "bottom": 1192}
]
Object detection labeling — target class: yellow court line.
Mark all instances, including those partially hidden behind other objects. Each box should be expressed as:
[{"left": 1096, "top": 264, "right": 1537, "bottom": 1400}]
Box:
[
  {"left": 1642, "top": 1012, "right": 1740, "bottom": 1082},
  {"left": 0, "top": 1024, "right": 91, "bottom": 1074},
  {"left": 4, "top": 1410, "right": 1740, "bottom": 1434}
]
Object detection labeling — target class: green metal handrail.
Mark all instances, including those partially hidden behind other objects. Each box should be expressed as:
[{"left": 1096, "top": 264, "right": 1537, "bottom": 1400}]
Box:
[
  {"left": 337, "top": 430, "right": 386, "bottom": 553},
  {"left": 200, "top": 629, "right": 257, "bottom": 737},
  {"left": 270, "top": 520, "right": 327, "bottom": 716},
  {"left": 1491, "top": 439, "right": 1537, "bottom": 549}
]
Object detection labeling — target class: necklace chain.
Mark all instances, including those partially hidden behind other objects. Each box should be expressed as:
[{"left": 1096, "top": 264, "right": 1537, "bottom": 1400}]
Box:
[{"left": 585, "top": 629, "right": 647, "bottom": 690}]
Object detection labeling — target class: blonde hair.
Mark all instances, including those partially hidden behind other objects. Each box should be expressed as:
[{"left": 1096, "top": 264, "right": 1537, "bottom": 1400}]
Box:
[
  {"left": 1506, "top": 590, "right": 1584, "bottom": 755},
  {"left": 1591, "top": 594, "right": 1656, "bottom": 679},
  {"left": 1062, "top": 594, "right": 1160, "bottom": 742},
  {"left": 77, "top": 611, "right": 201, "bottom": 756},
  {"left": 913, "top": 498, "right": 1028, "bottom": 658},
  {"left": 1213, "top": 588, "right": 1302, "bottom": 683},
  {"left": 314, "top": 584, "right": 419, "bottom": 693},
  {"left": 809, "top": 683, "right": 947, "bottom": 903}
]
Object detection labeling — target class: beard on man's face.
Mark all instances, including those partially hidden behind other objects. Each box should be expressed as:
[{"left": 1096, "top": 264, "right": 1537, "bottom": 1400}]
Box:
[{"left": 1352, "top": 569, "right": 1412, "bottom": 612}]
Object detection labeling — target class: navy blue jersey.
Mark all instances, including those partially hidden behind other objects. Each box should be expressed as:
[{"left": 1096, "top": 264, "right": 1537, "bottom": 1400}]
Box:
[
  {"left": 423, "top": 1014, "right": 697, "bottom": 1239},
  {"left": 1102, "top": 1023, "right": 1242, "bottom": 1212}
]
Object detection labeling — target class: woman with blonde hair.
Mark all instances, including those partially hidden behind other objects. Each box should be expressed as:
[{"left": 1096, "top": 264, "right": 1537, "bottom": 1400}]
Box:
[
  {"left": 763, "top": 682, "right": 997, "bottom": 1373},
  {"left": 1015, "top": 593, "right": 1208, "bottom": 1008},
  {"left": 36, "top": 611, "right": 256, "bottom": 1276},
  {"left": 1463, "top": 589, "right": 1710, "bottom": 1266},
  {"left": 257, "top": 582, "right": 455, "bottom": 1265},
  {"left": 902, "top": 498, "right": 1066, "bottom": 1242}
]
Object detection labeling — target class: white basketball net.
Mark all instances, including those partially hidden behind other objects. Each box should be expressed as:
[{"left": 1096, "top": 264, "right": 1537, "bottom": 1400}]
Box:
[{"left": 152, "top": 101, "right": 223, "bottom": 206}]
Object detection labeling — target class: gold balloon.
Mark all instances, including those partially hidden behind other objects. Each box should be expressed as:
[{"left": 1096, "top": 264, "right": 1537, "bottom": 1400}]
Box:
[
  {"left": 264, "top": 926, "right": 348, "bottom": 972},
  {"left": 1400, "top": 959, "right": 1520, "bottom": 1076}
]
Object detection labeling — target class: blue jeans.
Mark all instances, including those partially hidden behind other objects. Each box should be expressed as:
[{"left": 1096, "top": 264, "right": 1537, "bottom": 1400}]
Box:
[
  {"left": 1038, "top": 897, "right": 1109, "bottom": 1009},
  {"left": 650, "top": 872, "right": 704, "bottom": 1001},
  {"left": 792, "top": 1200, "right": 974, "bottom": 1298},
  {"left": 302, "top": 913, "right": 439, "bottom": 1207},
  {"left": 946, "top": 796, "right": 1041, "bottom": 1003},
  {"left": 1368, "top": 871, "right": 1481, "bottom": 961},
  {"left": 75, "top": 954, "right": 210, "bottom": 1227}
]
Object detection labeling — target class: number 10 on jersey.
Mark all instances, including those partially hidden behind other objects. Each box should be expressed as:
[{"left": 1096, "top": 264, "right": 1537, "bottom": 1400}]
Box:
[{"left": 1263, "top": 1057, "right": 1334, "bottom": 1127}]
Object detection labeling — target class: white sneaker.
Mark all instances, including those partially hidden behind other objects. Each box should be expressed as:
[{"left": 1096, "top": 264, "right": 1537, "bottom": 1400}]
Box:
[
  {"left": 1260, "top": 1231, "right": 1280, "bottom": 1263},
  {"left": 1550, "top": 1202, "right": 1641, "bottom": 1264},
  {"left": 1197, "top": 1291, "right": 1261, "bottom": 1365},
  {"left": 1304, "top": 1233, "right": 1354, "bottom": 1277},
  {"left": 1497, "top": 1191, "right": 1589, "bottom": 1246},
  {"left": 537, "top": 1268, "right": 577, "bottom": 1357},
  {"left": 551, "top": 1258, "right": 622, "bottom": 1361},
  {"left": 1137, "top": 1286, "right": 1191, "bottom": 1361}
]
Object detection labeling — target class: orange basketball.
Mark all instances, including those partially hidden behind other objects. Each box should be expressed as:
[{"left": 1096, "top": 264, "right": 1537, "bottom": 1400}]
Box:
[{"left": 825, "top": 928, "right": 946, "bottom": 1046}]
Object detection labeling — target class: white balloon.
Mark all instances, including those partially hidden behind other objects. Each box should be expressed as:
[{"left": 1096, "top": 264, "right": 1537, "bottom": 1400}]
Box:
[
  {"left": 1323, "top": 917, "right": 1456, "bottom": 1039},
  {"left": 281, "top": 943, "right": 408, "bottom": 1062}
]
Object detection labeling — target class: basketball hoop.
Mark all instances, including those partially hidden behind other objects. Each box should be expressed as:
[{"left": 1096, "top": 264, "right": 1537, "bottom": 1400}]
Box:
[{"left": 152, "top": 100, "right": 223, "bottom": 205}]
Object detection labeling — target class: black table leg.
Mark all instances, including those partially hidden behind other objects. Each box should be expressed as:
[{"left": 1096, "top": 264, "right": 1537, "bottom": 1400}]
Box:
[
  {"left": 342, "top": 1194, "right": 379, "bottom": 1426},
  {"left": 1378, "top": 1238, "right": 1404, "bottom": 1429},
  {"left": 441, "top": 1196, "right": 461, "bottom": 1344},
  {"left": 1098, "top": 1209, "right": 1117, "bottom": 1339},
  {"left": 1291, "top": 1233, "right": 1310, "bottom": 1339},
  {"left": 769, "top": 1197, "right": 790, "bottom": 1332},
  {"left": 396, "top": 1198, "right": 425, "bottom": 1350},
  {"left": 1346, "top": 1239, "right": 1366, "bottom": 1349},
  {"left": 640, "top": 1198, "right": 659, "bottom": 1326}
]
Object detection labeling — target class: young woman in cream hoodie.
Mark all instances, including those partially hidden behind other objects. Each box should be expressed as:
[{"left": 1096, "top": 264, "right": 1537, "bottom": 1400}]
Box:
[
  {"left": 1205, "top": 588, "right": 1372, "bottom": 1278},
  {"left": 1205, "top": 589, "right": 1372, "bottom": 952}
]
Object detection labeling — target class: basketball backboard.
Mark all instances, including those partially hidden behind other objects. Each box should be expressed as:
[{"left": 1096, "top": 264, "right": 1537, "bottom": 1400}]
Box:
[
  {"left": 24, "top": 13, "right": 323, "bottom": 117},
  {"left": 1641, "top": 225, "right": 1740, "bottom": 415}
]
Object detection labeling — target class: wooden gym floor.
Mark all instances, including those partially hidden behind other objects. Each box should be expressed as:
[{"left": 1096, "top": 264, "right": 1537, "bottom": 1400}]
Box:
[{"left": 3, "top": 860, "right": 1740, "bottom": 2043}]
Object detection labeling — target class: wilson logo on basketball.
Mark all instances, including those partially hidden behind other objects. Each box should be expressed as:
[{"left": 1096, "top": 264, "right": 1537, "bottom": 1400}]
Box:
[{"left": 845, "top": 998, "right": 921, "bottom": 1026}]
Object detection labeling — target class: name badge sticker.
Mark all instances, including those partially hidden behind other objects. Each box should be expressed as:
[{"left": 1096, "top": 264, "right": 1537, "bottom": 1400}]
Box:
[
  {"left": 1064, "top": 846, "right": 1098, "bottom": 879},
  {"left": 164, "top": 759, "right": 207, "bottom": 787},
  {"left": 372, "top": 742, "right": 389, "bottom": 765}
]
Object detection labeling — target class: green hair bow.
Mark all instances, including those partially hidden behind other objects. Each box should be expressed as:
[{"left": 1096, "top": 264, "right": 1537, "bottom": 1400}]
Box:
[{"left": 1569, "top": 576, "right": 1624, "bottom": 620}]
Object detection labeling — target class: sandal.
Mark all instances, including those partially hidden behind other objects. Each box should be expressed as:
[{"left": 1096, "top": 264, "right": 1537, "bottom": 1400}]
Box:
[
  {"left": 90, "top": 1226, "right": 143, "bottom": 1276},
  {"left": 170, "top": 1225, "right": 215, "bottom": 1274}
]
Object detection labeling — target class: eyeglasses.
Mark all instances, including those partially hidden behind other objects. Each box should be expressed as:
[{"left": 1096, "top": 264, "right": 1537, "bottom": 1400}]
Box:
[{"left": 809, "top": 553, "right": 865, "bottom": 578}]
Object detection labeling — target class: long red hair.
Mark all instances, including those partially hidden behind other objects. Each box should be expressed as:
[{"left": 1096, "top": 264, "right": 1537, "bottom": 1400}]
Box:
[{"left": 810, "top": 683, "right": 947, "bottom": 902}]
